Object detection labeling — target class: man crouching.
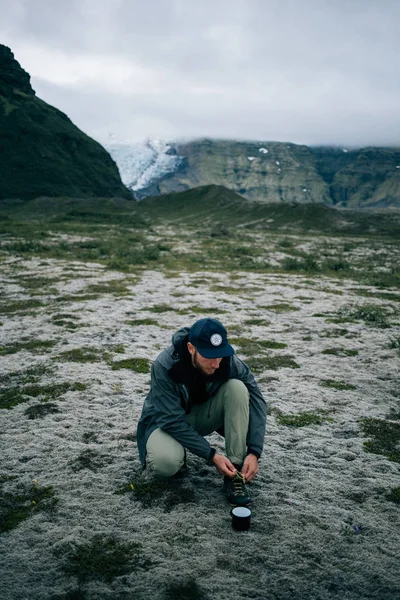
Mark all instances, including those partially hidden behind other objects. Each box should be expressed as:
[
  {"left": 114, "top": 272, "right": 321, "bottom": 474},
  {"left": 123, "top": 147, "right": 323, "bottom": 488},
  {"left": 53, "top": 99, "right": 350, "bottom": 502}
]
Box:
[{"left": 136, "top": 318, "right": 267, "bottom": 506}]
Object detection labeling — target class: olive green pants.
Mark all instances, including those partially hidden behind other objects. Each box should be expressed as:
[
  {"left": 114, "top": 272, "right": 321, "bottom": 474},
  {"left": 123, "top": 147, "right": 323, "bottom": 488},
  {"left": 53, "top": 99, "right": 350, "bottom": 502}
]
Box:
[{"left": 146, "top": 379, "right": 249, "bottom": 477}]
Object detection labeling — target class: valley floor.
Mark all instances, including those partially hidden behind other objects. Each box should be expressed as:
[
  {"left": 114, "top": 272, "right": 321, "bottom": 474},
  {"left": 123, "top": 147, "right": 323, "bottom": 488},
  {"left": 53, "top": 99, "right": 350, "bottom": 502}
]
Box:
[{"left": 0, "top": 225, "right": 399, "bottom": 600}]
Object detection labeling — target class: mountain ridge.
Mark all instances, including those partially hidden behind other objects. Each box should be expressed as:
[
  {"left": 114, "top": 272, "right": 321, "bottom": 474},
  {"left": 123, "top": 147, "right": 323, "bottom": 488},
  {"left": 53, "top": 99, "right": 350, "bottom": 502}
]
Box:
[{"left": 108, "top": 138, "right": 400, "bottom": 208}]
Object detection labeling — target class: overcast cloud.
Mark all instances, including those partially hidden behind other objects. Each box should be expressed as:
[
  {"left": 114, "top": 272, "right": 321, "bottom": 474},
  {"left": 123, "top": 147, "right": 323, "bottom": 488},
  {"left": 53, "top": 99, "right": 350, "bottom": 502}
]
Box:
[{"left": 1, "top": 0, "right": 400, "bottom": 147}]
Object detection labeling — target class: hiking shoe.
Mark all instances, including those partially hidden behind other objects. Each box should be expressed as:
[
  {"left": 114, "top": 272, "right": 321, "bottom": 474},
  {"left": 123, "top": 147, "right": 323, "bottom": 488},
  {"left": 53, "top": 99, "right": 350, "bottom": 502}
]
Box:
[{"left": 224, "top": 471, "right": 251, "bottom": 506}]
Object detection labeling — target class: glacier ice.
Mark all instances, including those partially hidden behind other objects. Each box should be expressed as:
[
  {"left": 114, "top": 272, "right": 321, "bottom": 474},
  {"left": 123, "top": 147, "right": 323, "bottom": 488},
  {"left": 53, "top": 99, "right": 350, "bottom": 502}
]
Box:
[{"left": 105, "top": 139, "right": 182, "bottom": 194}]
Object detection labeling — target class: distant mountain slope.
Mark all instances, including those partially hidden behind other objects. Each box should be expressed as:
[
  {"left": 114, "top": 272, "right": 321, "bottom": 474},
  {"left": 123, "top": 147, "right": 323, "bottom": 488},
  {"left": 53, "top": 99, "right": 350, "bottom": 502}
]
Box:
[
  {"left": 0, "top": 45, "right": 131, "bottom": 200},
  {"left": 112, "top": 138, "right": 400, "bottom": 208},
  {"left": 138, "top": 184, "right": 400, "bottom": 236}
]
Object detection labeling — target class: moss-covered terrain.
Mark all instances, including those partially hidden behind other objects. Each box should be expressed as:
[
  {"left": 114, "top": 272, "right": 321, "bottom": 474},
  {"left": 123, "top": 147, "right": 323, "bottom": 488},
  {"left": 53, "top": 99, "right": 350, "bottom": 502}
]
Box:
[{"left": 0, "top": 189, "right": 399, "bottom": 600}]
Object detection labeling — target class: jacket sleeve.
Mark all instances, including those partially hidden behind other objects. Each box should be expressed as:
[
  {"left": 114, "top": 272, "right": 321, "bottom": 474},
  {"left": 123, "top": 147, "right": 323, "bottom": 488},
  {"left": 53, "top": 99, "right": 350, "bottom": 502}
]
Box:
[
  {"left": 150, "top": 360, "right": 214, "bottom": 461},
  {"left": 231, "top": 356, "right": 267, "bottom": 457}
]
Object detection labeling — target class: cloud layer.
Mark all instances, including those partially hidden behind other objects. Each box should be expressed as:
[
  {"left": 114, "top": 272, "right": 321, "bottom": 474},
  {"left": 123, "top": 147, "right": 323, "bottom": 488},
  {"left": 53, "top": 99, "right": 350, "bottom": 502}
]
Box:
[{"left": 1, "top": 0, "right": 400, "bottom": 146}]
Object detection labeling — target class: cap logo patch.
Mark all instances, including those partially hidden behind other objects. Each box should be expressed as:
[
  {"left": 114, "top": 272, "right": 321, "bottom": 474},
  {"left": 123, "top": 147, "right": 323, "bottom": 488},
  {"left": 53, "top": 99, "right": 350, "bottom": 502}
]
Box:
[{"left": 210, "top": 333, "right": 223, "bottom": 346}]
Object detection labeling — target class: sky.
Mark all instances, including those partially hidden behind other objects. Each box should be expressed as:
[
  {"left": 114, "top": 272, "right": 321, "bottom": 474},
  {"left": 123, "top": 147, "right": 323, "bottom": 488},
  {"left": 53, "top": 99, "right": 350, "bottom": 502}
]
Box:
[{"left": 1, "top": 0, "right": 400, "bottom": 147}]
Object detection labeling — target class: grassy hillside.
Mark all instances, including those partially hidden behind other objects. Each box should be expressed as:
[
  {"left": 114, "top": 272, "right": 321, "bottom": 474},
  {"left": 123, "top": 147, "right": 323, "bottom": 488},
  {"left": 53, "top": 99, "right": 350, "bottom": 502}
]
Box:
[{"left": 138, "top": 185, "right": 400, "bottom": 237}]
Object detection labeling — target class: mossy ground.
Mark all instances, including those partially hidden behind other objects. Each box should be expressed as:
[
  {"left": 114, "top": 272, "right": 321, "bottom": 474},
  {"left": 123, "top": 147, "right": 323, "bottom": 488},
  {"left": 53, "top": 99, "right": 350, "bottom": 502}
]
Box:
[
  {"left": 1, "top": 197, "right": 399, "bottom": 600},
  {"left": 0, "top": 381, "right": 87, "bottom": 409},
  {"left": 111, "top": 358, "right": 150, "bottom": 373},
  {"left": 246, "top": 354, "right": 300, "bottom": 372},
  {"left": 386, "top": 487, "right": 400, "bottom": 503},
  {"left": 116, "top": 473, "right": 196, "bottom": 512},
  {"left": 360, "top": 418, "right": 400, "bottom": 462},
  {"left": 275, "top": 411, "right": 331, "bottom": 427},
  {"left": 319, "top": 379, "right": 357, "bottom": 391},
  {"left": 321, "top": 348, "right": 359, "bottom": 356},
  {"left": 56, "top": 535, "right": 148, "bottom": 584},
  {"left": 0, "top": 481, "right": 58, "bottom": 533},
  {"left": 0, "top": 338, "right": 58, "bottom": 356}
]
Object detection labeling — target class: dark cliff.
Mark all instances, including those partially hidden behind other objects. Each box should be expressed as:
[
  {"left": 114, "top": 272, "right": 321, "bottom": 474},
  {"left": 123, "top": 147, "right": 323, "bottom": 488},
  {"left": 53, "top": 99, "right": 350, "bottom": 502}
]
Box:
[{"left": 0, "top": 45, "right": 131, "bottom": 200}]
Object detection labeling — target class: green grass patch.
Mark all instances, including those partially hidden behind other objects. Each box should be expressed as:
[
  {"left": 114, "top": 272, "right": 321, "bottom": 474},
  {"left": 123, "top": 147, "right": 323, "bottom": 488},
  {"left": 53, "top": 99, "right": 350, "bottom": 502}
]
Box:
[
  {"left": 243, "top": 318, "right": 271, "bottom": 326},
  {"left": 281, "top": 255, "right": 319, "bottom": 273},
  {"left": 320, "top": 328, "right": 350, "bottom": 338},
  {"left": 337, "top": 303, "right": 393, "bottom": 328},
  {"left": 246, "top": 354, "right": 300, "bottom": 372},
  {"left": 55, "top": 293, "right": 100, "bottom": 303},
  {"left": 276, "top": 238, "right": 294, "bottom": 248},
  {"left": 209, "top": 284, "right": 241, "bottom": 295},
  {"left": 111, "top": 358, "right": 150, "bottom": 373},
  {"left": 259, "top": 303, "right": 299, "bottom": 312},
  {"left": 388, "top": 335, "right": 400, "bottom": 353},
  {"left": 84, "top": 281, "right": 131, "bottom": 295},
  {"left": 117, "top": 474, "right": 195, "bottom": 512},
  {"left": 52, "top": 319, "right": 82, "bottom": 329},
  {"left": 0, "top": 363, "right": 53, "bottom": 386},
  {"left": 24, "top": 402, "right": 60, "bottom": 419},
  {"left": 165, "top": 579, "right": 207, "bottom": 600},
  {"left": 187, "top": 306, "right": 228, "bottom": 315},
  {"left": 386, "top": 487, "right": 400, "bottom": 504},
  {"left": 276, "top": 411, "right": 329, "bottom": 427},
  {"left": 0, "top": 481, "right": 58, "bottom": 533},
  {"left": 82, "top": 431, "right": 100, "bottom": 444},
  {"left": 326, "top": 317, "right": 357, "bottom": 324},
  {"left": 319, "top": 379, "right": 357, "bottom": 391},
  {"left": 0, "top": 381, "right": 86, "bottom": 409},
  {"left": 56, "top": 534, "right": 148, "bottom": 584},
  {"left": 230, "top": 337, "right": 287, "bottom": 353},
  {"left": 125, "top": 318, "right": 159, "bottom": 326},
  {"left": 70, "top": 449, "right": 106, "bottom": 473},
  {"left": 360, "top": 418, "right": 400, "bottom": 462},
  {"left": 145, "top": 304, "right": 175, "bottom": 313},
  {"left": 51, "top": 312, "right": 80, "bottom": 320},
  {"left": 321, "top": 348, "right": 359, "bottom": 356},
  {"left": 319, "top": 287, "right": 344, "bottom": 295},
  {"left": 13, "top": 275, "right": 59, "bottom": 291},
  {"left": 0, "top": 299, "right": 44, "bottom": 315},
  {"left": 355, "top": 289, "right": 400, "bottom": 302},
  {"left": 0, "top": 338, "right": 58, "bottom": 356},
  {"left": 54, "top": 347, "right": 108, "bottom": 363}
]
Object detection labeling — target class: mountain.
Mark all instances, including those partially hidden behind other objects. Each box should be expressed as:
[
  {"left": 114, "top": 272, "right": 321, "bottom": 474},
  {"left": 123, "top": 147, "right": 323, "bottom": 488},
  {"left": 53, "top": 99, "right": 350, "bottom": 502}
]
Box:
[
  {"left": 0, "top": 45, "right": 131, "bottom": 200},
  {"left": 109, "top": 139, "right": 400, "bottom": 208},
  {"left": 138, "top": 184, "right": 400, "bottom": 237}
]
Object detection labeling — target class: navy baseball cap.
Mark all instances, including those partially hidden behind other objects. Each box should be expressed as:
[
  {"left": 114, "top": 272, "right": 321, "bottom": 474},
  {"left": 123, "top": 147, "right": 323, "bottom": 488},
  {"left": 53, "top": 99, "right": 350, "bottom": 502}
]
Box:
[{"left": 189, "top": 318, "right": 234, "bottom": 358}]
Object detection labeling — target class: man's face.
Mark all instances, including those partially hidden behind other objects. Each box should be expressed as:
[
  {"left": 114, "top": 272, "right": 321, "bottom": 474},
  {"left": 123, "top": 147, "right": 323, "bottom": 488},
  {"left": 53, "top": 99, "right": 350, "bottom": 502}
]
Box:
[{"left": 187, "top": 342, "right": 222, "bottom": 376}]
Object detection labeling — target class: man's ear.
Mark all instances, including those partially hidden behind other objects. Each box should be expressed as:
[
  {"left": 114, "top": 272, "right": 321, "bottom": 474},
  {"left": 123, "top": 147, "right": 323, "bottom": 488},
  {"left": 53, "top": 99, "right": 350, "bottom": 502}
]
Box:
[{"left": 187, "top": 342, "right": 195, "bottom": 356}]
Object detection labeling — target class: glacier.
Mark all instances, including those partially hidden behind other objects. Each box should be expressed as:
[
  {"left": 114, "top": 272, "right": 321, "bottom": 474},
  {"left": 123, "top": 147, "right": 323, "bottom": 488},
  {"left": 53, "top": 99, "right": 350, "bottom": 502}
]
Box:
[{"left": 105, "top": 139, "right": 182, "bottom": 196}]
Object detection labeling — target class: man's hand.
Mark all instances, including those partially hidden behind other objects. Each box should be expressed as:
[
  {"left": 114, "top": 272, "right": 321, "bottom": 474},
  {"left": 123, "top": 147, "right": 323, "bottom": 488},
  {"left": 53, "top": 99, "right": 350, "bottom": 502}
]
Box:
[
  {"left": 212, "top": 454, "right": 237, "bottom": 477},
  {"left": 241, "top": 454, "right": 259, "bottom": 482}
]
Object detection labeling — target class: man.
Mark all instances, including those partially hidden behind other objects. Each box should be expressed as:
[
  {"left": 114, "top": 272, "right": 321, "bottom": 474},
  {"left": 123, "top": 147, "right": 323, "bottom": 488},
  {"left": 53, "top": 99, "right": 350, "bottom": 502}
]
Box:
[{"left": 137, "top": 318, "right": 267, "bottom": 506}]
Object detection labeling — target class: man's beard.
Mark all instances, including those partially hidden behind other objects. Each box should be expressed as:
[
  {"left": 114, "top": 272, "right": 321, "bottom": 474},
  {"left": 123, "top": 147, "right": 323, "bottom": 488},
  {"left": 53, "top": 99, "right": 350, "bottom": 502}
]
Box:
[{"left": 192, "top": 350, "right": 218, "bottom": 377}]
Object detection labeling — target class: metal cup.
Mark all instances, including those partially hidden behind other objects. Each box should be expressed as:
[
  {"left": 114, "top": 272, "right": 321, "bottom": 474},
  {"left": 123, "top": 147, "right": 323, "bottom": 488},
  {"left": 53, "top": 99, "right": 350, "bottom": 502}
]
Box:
[{"left": 231, "top": 506, "right": 251, "bottom": 531}]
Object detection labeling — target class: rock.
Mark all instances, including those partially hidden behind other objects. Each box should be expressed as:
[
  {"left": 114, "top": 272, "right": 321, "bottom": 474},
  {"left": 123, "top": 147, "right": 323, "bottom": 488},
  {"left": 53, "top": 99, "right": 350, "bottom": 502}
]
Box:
[{"left": 137, "top": 138, "right": 400, "bottom": 208}]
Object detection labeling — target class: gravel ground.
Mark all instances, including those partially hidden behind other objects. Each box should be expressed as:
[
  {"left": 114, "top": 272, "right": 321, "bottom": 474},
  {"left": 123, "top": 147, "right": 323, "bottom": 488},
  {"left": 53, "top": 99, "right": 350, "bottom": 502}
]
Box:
[{"left": 0, "top": 251, "right": 399, "bottom": 600}]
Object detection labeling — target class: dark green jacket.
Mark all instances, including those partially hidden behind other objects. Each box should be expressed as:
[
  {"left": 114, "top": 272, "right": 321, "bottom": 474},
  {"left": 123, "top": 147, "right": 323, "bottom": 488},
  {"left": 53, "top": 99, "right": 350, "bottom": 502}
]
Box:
[{"left": 137, "top": 327, "right": 267, "bottom": 465}]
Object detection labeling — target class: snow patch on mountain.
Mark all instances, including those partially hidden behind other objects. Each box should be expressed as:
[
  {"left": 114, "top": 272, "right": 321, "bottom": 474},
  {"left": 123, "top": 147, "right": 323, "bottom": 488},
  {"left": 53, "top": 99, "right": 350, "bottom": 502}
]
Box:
[{"left": 105, "top": 139, "right": 182, "bottom": 193}]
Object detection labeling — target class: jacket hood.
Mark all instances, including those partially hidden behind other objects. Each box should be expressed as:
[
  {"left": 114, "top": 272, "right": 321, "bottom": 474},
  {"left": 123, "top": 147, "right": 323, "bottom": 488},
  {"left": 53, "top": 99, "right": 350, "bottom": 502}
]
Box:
[{"left": 171, "top": 327, "right": 190, "bottom": 359}]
